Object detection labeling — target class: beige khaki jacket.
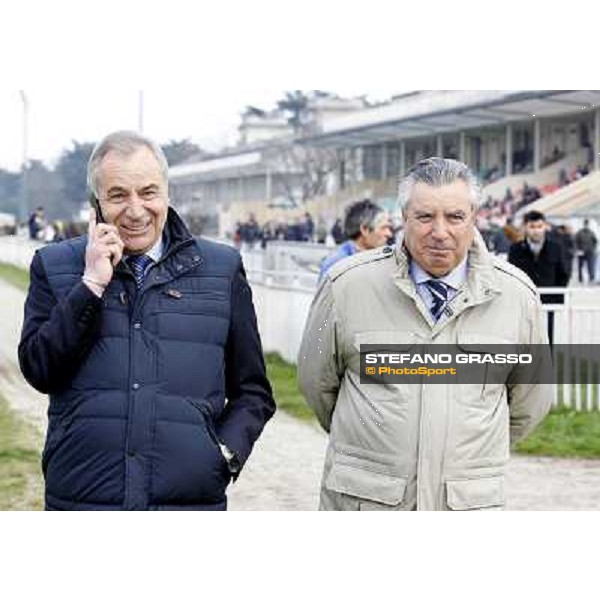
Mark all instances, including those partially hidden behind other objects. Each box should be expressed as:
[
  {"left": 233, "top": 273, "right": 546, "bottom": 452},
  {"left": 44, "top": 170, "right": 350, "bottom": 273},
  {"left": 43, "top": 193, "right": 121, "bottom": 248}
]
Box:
[{"left": 298, "top": 232, "right": 553, "bottom": 511}]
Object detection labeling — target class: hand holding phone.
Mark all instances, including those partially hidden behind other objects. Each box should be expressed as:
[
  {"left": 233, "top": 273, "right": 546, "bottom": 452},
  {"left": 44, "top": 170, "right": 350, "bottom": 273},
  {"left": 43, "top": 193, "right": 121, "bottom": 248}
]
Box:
[{"left": 82, "top": 207, "right": 124, "bottom": 295}]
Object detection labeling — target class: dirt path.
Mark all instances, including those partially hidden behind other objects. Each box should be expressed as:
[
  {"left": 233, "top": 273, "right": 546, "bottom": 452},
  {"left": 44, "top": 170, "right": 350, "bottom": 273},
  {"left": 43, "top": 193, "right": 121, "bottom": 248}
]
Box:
[
  {"left": 2, "top": 277, "right": 599, "bottom": 511},
  {"left": 0, "top": 278, "right": 47, "bottom": 436}
]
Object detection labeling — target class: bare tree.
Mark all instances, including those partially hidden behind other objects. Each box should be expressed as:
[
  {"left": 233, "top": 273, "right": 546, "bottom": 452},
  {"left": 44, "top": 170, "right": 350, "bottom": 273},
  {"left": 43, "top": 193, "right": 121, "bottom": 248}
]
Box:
[
  {"left": 273, "top": 143, "right": 339, "bottom": 206},
  {"left": 270, "top": 90, "right": 341, "bottom": 205}
]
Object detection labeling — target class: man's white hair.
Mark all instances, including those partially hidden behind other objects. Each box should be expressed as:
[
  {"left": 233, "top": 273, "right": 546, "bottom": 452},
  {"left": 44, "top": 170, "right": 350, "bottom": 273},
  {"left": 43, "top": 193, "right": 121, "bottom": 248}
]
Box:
[
  {"left": 397, "top": 157, "right": 482, "bottom": 213},
  {"left": 87, "top": 130, "right": 169, "bottom": 196}
]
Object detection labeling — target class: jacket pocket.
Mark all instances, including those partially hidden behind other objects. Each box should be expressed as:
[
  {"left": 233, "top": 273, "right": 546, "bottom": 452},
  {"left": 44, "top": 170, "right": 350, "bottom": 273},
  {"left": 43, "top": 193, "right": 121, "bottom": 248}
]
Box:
[
  {"left": 184, "top": 399, "right": 229, "bottom": 476},
  {"left": 445, "top": 475, "right": 505, "bottom": 510},
  {"left": 325, "top": 453, "right": 407, "bottom": 509},
  {"left": 150, "top": 396, "right": 230, "bottom": 504}
]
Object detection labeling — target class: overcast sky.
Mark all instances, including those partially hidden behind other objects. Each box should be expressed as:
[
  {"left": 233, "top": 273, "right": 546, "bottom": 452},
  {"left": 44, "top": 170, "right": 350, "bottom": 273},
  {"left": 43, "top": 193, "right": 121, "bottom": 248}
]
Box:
[
  {"left": 1, "top": 1, "right": 585, "bottom": 173},
  {"left": 0, "top": 90, "right": 398, "bottom": 172}
]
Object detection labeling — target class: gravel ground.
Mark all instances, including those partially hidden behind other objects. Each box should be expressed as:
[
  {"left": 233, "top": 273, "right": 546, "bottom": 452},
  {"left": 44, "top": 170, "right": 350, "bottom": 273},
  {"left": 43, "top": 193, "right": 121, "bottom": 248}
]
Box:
[
  {"left": 0, "top": 278, "right": 48, "bottom": 436},
  {"left": 228, "top": 411, "right": 600, "bottom": 511},
  {"left": 2, "top": 277, "right": 600, "bottom": 511}
]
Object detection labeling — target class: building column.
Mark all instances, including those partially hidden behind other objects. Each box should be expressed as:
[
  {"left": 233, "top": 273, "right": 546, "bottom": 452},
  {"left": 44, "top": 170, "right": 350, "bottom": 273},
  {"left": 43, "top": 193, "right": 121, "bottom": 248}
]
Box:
[
  {"left": 265, "top": 167, "right": 272, "bottom": 201},
  {"left": 355, "top": 147, "right": 364, "bottom": 183},
  {"left": 505, "top": 123, "right": 513, "bottom": 177},
  {"left": 459, "top": 132, "right": 466, "bottom": 162},
  {"left": 534, "top": 119, "right": 541, "bottom": 173},
  {"left": 436, "top": 134, "right": 443, "bottom": 157},
  {"left": 399, "top": 141, "right": 406, "bottom": 177},
  {"left": 337, "top": 149, "right": 346, "bottom": 190},
  {"left": 595, "top": 107, "right": 600, "bottom": 171},
  {"left": 381, "top": 144, "right": 388, "bottom": 180},
  {"left": 238, "top": 176, "right": 244, "bottom": 202}
]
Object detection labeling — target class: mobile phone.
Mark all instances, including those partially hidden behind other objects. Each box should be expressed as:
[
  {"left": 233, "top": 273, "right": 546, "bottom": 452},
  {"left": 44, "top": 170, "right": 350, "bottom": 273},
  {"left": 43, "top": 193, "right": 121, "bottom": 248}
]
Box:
[{"left": 89, "top": 193, "right": 105, "bottom": 224}]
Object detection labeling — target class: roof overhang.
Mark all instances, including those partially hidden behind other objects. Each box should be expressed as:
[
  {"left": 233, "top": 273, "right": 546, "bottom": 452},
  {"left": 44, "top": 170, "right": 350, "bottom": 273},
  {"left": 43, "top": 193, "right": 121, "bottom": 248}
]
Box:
[{"left": 301, "top": 90, "right": 600, "bottom": 148}]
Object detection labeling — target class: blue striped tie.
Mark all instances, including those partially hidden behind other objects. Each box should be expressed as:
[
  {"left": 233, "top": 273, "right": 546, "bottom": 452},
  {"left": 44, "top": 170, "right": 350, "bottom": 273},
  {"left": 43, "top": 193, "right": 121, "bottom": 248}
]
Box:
[
  {"left": 128, "top": 254, "right": 153, "bottom": 289},
  {"left": 425, "top": 279, "right": 448, "bottom": 321}
]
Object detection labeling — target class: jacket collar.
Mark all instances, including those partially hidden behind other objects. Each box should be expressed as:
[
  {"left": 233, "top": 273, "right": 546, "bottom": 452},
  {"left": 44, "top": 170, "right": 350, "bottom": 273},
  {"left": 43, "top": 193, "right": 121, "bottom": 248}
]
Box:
[
  {"left": 393, "top": 228, "right": 501, "bottom": 305},
  {"left": 115, "top": 206, "right": 198, "bottom": 280}
]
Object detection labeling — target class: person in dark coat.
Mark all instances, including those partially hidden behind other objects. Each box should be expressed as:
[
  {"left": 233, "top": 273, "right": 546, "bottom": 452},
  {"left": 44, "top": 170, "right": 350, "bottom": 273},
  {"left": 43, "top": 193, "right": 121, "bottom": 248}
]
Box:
[
  {"left": 331, "top": 219, "right": 344, "bottom": 245},
  {"left": 304, "top": 212, "right": 315, "bottom": 242},
  {"left": 18, "top": 131, "right": 275, "bottom": 511},
  {"left": 28, "top": 206, "right": 44, "bottom": 240},
  {"left": 575, "top": 219, "right": 597, "bottom": 283},
  {"left": 508, "top": 210, "right": 569, "bottom": 346},
  {"left": 551, "top": 224, "right": 575, "bottom": 280}
]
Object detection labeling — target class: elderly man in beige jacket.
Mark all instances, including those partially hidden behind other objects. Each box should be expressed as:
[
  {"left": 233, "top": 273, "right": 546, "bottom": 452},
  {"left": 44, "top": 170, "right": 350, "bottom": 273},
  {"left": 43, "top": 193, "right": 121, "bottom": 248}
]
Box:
[{"left": 298, "top": 157, "right": 553, "bottom": 511}]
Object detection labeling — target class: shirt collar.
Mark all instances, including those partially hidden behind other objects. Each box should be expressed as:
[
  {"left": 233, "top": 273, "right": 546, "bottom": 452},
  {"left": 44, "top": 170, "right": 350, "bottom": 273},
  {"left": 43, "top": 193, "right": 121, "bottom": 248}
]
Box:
[
  {"left": 527, "top": 239, "right": 544, "bottom": 254},
  {"left": 410, "top": 255, "right": 468, "bottom": 290}
]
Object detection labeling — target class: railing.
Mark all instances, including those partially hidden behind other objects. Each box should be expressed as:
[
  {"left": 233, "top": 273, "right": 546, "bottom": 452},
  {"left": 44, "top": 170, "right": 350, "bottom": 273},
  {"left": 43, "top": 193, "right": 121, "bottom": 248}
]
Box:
[
  {"left": 0, "top": 236, "right": 42, "bottom": 270},
  {"left": 245, "top": 269, "right": 317, "bottom": 364},
  {"left": 539, "top": 287, "right": 600, "bottom": 411}
]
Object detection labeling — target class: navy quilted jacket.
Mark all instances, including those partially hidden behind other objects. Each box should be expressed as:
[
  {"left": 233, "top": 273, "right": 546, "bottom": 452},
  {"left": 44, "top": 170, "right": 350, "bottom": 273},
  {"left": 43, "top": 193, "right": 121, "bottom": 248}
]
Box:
[{"left": 19, "top": 208, "right": 275, "bottom": 510}]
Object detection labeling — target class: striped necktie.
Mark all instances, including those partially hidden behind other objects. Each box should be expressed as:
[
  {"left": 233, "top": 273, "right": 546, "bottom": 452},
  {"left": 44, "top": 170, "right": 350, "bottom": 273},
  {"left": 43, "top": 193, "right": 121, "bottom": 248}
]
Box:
[
  {"left": 128, "top": 254, "right": 153, "bottom": 289},
  {"left": 425, "top": 279, "right": 449, "bottom": 321}
]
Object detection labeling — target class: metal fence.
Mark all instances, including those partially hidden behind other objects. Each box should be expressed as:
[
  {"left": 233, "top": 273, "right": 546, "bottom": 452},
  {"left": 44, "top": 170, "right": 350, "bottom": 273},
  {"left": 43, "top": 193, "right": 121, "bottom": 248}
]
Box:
[
  {"left": 540, "top": 288, "right": 600, "bottom": 411},
  {"left": 0, "top": 236, "right": 41, "bottom": 270}
]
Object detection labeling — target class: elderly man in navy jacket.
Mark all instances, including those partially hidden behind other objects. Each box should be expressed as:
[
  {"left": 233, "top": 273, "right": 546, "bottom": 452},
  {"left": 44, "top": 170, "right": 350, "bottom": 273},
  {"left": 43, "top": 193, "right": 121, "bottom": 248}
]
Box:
[{"left": 19, "top": 130, "right": 275, "bottom": 510}]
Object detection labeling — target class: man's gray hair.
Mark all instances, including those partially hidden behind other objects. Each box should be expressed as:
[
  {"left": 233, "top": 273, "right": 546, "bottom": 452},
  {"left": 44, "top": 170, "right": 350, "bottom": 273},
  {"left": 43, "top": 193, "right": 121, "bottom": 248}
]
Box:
[
  {"left": 87, "top": 130, "right": 169, "bottom": 196},
  {"left": 397, "top": 157, "right": 482, "bottom": 212}
]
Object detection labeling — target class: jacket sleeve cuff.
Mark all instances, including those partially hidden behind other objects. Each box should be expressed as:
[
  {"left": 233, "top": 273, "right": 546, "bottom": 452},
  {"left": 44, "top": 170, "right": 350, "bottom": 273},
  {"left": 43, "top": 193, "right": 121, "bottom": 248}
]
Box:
[{"left": 67, "top": 281, "right": 104, "bottom": 327}]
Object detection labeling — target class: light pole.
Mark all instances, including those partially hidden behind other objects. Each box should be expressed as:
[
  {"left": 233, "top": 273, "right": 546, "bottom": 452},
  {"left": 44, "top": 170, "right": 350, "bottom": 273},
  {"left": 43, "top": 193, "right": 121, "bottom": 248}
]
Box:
[{"left": 19, "top": 91, "right": 29, "bottom": 224}]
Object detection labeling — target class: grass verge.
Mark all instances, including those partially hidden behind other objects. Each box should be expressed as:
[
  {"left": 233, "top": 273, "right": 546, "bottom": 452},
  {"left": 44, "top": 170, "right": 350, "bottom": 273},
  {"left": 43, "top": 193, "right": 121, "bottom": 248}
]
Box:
[
  {"left": 515, "top": 406, "right": 600, "bottom": 458},
  {"left": 0, "top": 262, "right": 29, "bottom": 292},
  {"left": 0, "top": 393, "right": 43, "bottom": 510},
  {"left": 265, "top": 353, "right": 314, "bottom": 421}
]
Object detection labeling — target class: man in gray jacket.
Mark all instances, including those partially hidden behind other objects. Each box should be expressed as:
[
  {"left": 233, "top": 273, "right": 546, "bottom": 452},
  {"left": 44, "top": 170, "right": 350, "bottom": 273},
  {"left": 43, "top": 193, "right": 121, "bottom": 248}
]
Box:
[{"left": 298, "top": 157, "right": 552, "bottom": 511}]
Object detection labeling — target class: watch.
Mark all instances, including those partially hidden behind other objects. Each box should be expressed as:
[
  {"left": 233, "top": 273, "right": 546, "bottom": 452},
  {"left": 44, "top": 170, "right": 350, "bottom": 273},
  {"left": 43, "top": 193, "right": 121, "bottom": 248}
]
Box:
[{"left": 219, "top": 443, "right": 241, "bottom": 478}]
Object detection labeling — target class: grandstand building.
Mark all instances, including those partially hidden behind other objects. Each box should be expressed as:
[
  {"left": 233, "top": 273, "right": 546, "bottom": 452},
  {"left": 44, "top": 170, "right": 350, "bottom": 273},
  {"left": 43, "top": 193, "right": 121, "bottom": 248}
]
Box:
[{"left": 169, "top": 90, "right": 600, "bottom": 235}]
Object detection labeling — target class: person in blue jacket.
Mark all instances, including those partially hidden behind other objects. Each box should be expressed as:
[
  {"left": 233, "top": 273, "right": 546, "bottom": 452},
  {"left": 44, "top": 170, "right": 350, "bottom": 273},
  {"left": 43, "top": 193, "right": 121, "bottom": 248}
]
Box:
[
  {"left": 319, "top": 199, "right": 392, "bottom": 280},
  {"left": 18, "top": 130, "right": 275, "bottom": 511}
]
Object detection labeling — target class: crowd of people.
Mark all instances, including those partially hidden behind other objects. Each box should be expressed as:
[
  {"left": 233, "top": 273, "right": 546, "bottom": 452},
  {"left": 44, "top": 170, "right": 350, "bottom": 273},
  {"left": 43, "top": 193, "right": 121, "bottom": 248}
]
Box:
[
  {"left": 233, "top": 192, "right": 599, "bottom": 290},
  {"left": 233, "top": 212, "right": 329, "bottom": 249},
  {"left": 559, "top": 164, "right": 591, "bottom": 187},
  {"left": 479, "top": 162, "right": 593, "bottom": 230}
]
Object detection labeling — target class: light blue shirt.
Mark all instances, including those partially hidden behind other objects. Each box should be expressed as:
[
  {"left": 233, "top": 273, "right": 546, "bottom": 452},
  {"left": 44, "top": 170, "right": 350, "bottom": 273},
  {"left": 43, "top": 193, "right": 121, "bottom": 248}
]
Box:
[
  {"left": 145, "top": 236, "right": 164, "bottom": 263},
  {"left": 409, "top": 256, "right": 468, "bottom": 320},
  {"left": 319, "top": 240, "right": 357, "bottom": 280}
]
